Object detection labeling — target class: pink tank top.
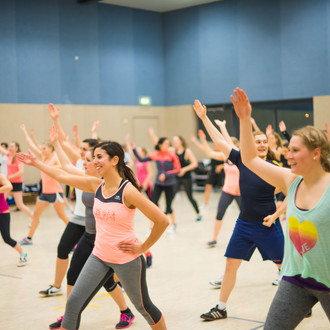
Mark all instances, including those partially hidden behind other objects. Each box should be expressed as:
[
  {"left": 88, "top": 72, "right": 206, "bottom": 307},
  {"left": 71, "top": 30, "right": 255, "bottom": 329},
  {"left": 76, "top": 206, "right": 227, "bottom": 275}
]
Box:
[
  {"left": 222, "top": 160, "right": 240, "bottom": 196},
  {"left": 93, "top": 180, "right": 139, "bottom": 264},
  {"left": 135, "top": 160, "right": 152, "bottom": 187},
  {"left": 40, "top": 155, "right": 63, "bottom": 194},
  {"left": 0, "top": 188, "right": 9, "bottom": 214},
  {"left": 6, "top": 152, "right": 23, "bottom": 183}
]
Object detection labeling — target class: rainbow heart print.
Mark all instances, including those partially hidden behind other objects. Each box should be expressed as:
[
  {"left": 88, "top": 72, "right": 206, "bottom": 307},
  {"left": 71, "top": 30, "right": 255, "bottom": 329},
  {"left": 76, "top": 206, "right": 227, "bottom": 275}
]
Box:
[{"left": 288, "top": 217, "right": 318, "bottom": 256}]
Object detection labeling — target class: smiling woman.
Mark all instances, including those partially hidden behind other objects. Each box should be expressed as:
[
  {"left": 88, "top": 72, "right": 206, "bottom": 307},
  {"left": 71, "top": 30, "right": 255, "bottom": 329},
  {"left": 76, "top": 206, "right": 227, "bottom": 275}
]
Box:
[
  {"left": 17, "top": 140, "right": 169, "bottom": 330},
  {"left": 229, "top": 87, "right": 330, "bottom": 330}
]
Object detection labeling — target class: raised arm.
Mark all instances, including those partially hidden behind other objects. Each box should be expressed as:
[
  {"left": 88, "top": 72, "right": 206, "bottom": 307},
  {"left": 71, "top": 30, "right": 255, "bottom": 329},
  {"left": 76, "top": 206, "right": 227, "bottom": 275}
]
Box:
[
  {"left": 231, "top": 87, "right": 295, "bottom": 194},
  {"left": 91, "top": 120, "right": 100, "bottom": 140},
  {"left": 17, "top": 151, "right": 100, "bottom": 193},
  {"left": 30, "top": 128, "right": 41, "bottom": 150},
  {"left": 198, "top": 130, "right": 226, "bottom": 161},
  {"left": 279, "top": 120, "right": 291, "bottom": 142},
  {"left": 214, "top": 119, "right": 238, "bottom": 150},
  {"left": 48, "top": 127, "right": 84, "bottom": 176},
  {"left": 193, "top": 100, "right": 232, "bottom": 158},
  {"left": 147, "top": 127, "right": 159, "bottom": 146},
  {"left": 72, "top": 124, "right": 82, "bottom": 149},
  {"left": 48, "top": 103, "right": 80, "bottom": 163},
  {"left": 118, "top": 185, "right": 169, "bottom": 254},
  {"left": 251, "top": 117, "right": 261, "bottom": 132},
  {"left": 20, "top": 124, "right": 42, "bottom": 159},
  {"left": 0, "top": 174, "right": 13, "bottom": 193}
]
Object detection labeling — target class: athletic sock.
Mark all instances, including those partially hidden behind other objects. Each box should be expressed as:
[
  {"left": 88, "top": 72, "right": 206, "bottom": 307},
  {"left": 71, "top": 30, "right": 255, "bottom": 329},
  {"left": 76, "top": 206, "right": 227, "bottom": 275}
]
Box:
[
  {"left": 27, "top": 237, "right": 32, "bottom": 240},
  {"left": 121, "top": 308, "right": 130, "bottom": 314},
  {"left": 217, "top": 301, "right": 226, "bottom": 310}
]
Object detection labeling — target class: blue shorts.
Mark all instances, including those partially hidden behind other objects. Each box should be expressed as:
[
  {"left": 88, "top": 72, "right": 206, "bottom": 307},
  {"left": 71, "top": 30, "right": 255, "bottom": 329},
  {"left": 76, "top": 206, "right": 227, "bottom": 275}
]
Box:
[
  {"left": 225, "top": 218, "right": 284, "bottom": 264},
  {"left": 39, "top": 192, "right": 64, "bottom": 204}
]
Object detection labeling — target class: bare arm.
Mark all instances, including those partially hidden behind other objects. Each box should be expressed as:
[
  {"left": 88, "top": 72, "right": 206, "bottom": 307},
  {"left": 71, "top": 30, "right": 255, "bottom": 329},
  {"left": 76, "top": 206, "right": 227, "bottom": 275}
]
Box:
[
  {"left": 250, "top": 117, "right": 261, "bottom": 132},
  {"left": 118, "top": 185, "right": 169, "bottom": 254},
  {"left": 49, "top": 127, "right": 84, "bottom": 176},
  {"left": 0, "top": 145, "right": 8, "bottom": 156},
  {"left": 17, "top": 151, "right": 100, "bottom": 192},
  {"left": 231, "top": 87, "right": 296, "bottom": 194},
  {"left": 29, "top": 128, "right": 41, "bottom": 150},
  {"left": 147, "top": 127, "right": 159, "bottom": 146},
  {"left": 214, "top": 120, "right": 237, "bottom": 150},
  {"left": 263, "top": 197, "right": 287, "bottom": 227},
  {"left": 198, "top": 130, "right": 226, "bottom": 161},
  {"left": 72, "top": 125, "right": 82, "bottom": 149},
  {"left": 91, "top": 121, "right": 100, "bottom": 140},
  {"left": 0, "top": 174, "right": 13, "bottom": 193},
  {"left": 179, "top": 148, "right": 198, "bottom": 175},
  {"left": 193, "top": 100, "right": 232, "bottom": 158},
  {"left": 20, "top": 124, "right": 42, "bottom": 159}
]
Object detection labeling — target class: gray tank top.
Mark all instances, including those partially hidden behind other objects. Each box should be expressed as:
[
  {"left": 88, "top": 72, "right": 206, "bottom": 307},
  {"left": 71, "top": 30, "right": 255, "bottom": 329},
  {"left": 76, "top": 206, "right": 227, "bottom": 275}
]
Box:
[{"left": 82, "top": 191, "right": 96, "bottom": 234}]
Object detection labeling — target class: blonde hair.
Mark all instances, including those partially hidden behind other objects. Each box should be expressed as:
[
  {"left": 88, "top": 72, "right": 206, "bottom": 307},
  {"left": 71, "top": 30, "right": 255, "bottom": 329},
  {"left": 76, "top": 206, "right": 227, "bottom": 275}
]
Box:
[
  {"left": 273, "top": 132, "right": 283, "bottom": 148},
  {"left": 292, "top": 126, "right": 330, "bottom": 172}
]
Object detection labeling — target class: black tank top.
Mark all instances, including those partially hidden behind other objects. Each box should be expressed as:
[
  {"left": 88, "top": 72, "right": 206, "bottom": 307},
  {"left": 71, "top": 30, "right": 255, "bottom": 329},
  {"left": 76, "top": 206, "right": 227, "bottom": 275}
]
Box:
[{"left": 176, "top": 150, "right": 191, "bottom": 179}]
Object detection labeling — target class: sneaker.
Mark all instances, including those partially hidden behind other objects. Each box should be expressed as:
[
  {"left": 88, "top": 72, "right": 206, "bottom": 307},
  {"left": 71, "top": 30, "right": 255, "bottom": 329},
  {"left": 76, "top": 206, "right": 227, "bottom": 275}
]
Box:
[
  {"left": 146, "top": 255, "right": 152, "bottom": 268},
  {"left": 200, "top": 305, "right": 227, "bottom": 321},
  {"left": 305, "top": 309, "right": 312, "bottom": 318},
  {"left": 272, "top": 273, "right": 281, "bottom": 286},
  {"left": 207, "top": 240, "right": 217, "bottom": 247},
  {"left": 209, "top": 275, "right": 223, "bottom": 288},
  {"left": 49, "top": 316, "right": 63, "bottom": 329},
  {"left": 17, "top": 252, "right": 28, "bottom": 267},
  {"left": 196, "top": 215, "right": 203, "bottom": 221},
  {"left": 116, "top": 309, "right": 135, "bottom": 329},
  {"left": 19, "top": 237, "right": 33, "bottom": 245},
  {"left": 167, "top": 224, "right": 177, "bottom": 233},
  {"left": 39, "top": 285, "right": 63, "bottom": 296}
]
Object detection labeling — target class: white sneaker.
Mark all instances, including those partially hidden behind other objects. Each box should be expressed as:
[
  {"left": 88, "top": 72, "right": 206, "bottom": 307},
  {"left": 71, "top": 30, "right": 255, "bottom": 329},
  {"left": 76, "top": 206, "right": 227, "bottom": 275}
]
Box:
[
  {"left": 272, "top": 273, "right": 281, "bottom": 286},
  {"left": 17, "top": 252, "right": 28, "bottom": 267},
  {"left": 167, "top": 224, "right": 177, "bottom": 233},
  {"left": 209, "top": 275, "right": 224, "bottom": 288},
  {"left": 39, "top": 285, "right": 63, "bottom": 296}
]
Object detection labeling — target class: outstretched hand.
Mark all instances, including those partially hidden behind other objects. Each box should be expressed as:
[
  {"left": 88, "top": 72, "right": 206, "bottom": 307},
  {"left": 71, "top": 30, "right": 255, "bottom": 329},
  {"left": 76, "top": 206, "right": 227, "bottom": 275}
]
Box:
[
  {"left": 198, "top": 129, "right": 206, "bottom": 141},
  {"left": 91, "top": 120, "right": 100, "bottom": 133},
  {"left": 214, "top": 119, "right": 226, "bottom": 127},
  {"left": 72, "top": 124, "right": 79, "bottom": 137},
  {"left": 230, "top": 87, "right": 252, "bottom": 120},
  {"left": 190, "top": 135, "right": 197, "bottom": 143},
  {"left": 279, "top": 120, "right": 286, "bottom": 133},
  {"left": 48, "top": 126, "right": 58, "bottom": 144},
  {"left": 48, "top": 103, "right": 60, "bottom": 120},
  {"left": 266, "top": 124, "right": 274, "bottom": 136},
  {"left": 16, "top": 150, "right": 38, "bottom": 166},
  {"left": 193, "top": 100, "right": 207, "bottom": 120},
  {"left": 20, "top": 124, "right": 26, "bottom": 131}
]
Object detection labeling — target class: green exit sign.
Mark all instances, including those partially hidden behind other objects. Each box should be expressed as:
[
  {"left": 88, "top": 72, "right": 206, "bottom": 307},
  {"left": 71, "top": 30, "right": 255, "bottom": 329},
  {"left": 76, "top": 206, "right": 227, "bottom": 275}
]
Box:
[{"left": 139, "top": 96, "right": 152, "bottom": 106}]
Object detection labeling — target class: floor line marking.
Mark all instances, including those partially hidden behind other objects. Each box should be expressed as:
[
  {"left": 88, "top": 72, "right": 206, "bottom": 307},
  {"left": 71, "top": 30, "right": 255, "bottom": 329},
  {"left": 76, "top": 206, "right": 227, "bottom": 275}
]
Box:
[{"left": 0, "top": 273, "right": 22, "bottom": 279}]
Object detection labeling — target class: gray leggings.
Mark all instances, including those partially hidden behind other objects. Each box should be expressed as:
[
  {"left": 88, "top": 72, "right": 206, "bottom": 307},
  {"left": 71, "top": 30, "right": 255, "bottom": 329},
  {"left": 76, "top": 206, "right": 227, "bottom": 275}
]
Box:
[
  {"left": 62, "top": 254, "right": 162, "bottom": 330},
  {"left": 264, "top": 280, "right": 330, "bottom": 329}
]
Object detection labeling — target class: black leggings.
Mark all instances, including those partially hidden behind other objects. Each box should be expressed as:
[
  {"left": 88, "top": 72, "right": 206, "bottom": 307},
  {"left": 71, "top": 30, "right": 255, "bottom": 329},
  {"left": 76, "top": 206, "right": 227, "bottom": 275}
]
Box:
[
  {"left": 67, "top": 232, "right": 116, "bottom": 292},
  {"left": 0, "top": 212, "right": 17, "bottom": 248},
  {"left": 152, "top": 184, "right": 176, "bottom": 214},
  {"left": 57, "top": 222, "right": 85, "bottom": 260},
  {"left": 216, "top": 191, "right": 241, "bottom": 220},
  {"left": 176, "top": 176, "right": 199, "bottom": 214}
]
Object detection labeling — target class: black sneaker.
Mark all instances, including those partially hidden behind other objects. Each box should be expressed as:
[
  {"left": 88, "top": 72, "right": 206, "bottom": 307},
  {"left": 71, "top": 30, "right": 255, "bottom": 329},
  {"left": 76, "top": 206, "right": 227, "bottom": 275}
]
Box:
[
  {"left": 115, "top": 309, "right": 135, "bottom": 329},
  {"left": 200, "top": 305, "right": 227, "bottom": 321},
  {"left": 146, "top": 255, "right": 152, "bottom": 268},
  {"left": 49, "top": 316, "right": 63, "bottom": 329},
  {"left": 305, "top": 309, "right": 312, "bottom": 318}
]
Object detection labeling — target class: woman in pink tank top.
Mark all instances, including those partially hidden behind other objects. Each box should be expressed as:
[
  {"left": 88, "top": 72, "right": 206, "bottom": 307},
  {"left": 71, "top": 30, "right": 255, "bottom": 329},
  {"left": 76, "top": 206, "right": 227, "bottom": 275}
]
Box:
[
  {"left": 0, "top": 142, "right": 33, "bottom": 220},
  {"left": 19, "top": 125, "right": 69, "bottom": 245},
  {"left": 18, "top": 141, "right": 169, "bottom": 330},
  {"left": 0, "top": 172, "right": 28, "bottom": 266}
]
